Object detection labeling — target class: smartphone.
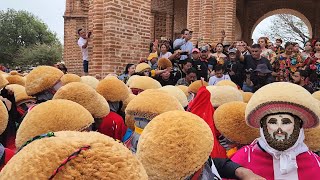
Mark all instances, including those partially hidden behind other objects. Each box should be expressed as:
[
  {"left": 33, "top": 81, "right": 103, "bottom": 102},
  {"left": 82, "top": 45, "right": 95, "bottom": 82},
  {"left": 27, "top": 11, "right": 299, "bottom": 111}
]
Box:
[
  {"left": 87, "top": 32, "right": 92, "bottom": 38},
  {"left": 180, "top": 51, "right": 188, "bottom": 55}
]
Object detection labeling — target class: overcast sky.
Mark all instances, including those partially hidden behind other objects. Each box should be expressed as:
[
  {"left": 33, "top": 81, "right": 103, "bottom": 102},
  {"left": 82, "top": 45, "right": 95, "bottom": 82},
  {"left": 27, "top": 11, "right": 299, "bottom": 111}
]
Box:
[
  {"left": 0, "top": 0, "right": 66, "bottom": 43},
  {"left": 0, "top": 0, "right": 271, "bottom": 44}
]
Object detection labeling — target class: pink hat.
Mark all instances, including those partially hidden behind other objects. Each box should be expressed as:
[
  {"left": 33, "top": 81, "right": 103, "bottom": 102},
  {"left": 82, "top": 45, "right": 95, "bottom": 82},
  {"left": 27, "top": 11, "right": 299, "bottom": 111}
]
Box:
[{"left": 192, "top": 48, "right": 200, "bottom": 53}]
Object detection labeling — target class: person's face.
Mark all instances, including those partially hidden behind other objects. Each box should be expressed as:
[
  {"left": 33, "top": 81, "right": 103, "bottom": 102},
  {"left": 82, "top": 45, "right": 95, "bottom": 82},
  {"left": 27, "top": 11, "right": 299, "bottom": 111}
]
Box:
[
  {"left": 192, "top": 52, "right": 200, "bottom": 60},
  {"left": 128, "top": 65, "right": 135, "bottom": 75},
  {"left": 251, "top": 48, "right": 262, "bottom": 59},
  {"left": 216, "top": 44, "right": 223, "bottom": 52},
  {"left": 293, "top": 44, "right": 300, "bottom": 52},
  {"left": 215, "top": 70, "right": 224, "bottom": 78},
  {"left": 183, "top": 31, "right": 191, "bottom": 40},
  {"left": 150, "top": 57, "right": 157, "bottom": 64},
  {"left": 275, "top": 40, "right": 282, "bottom": 47},
  {"left": 285, "top": 45, "right": 293, "bottom": 54},
  {"left": 161, "top": 70, "right": 171, "bottom": 80},
  {"left": 292, "top": 72, "right": 302, "bottom": 84},
  {"left": 258, "top": 38, "right": 266, "bottom": 48},
  {"left": 266, "top": 114, "right": 295, "bottom": 141},
  {"left": 186, "top": 72, "right": 197, "bottom": 83},
  {"left": 160, "top": 45, "right": 167, "bottom": 53},
  {"left": 201, "top": 50, "right": 208, "bottom": 59},
  {"left": 314, "top": 42, "right": 320, "bottom": 51},
  {"left": 304, "top": 42, "right": 312, "bottom": 51},
  {"left": 236, "top": 42, "right": 247, "bottom": 52},
  {"left": 79, "top": 30, "right": 86, "bottom": 39},
  {"left": 183, "top": 62, "right": 192, "bottom": 71},
  {"left": 143, "top": 69, "right": 150, "bottom": 76},
  {"left": 267, "top": 42, "right": 273, "bottom": 49},
  {"left": 229, "top": 52, "right": 236, "bottom": 60}
]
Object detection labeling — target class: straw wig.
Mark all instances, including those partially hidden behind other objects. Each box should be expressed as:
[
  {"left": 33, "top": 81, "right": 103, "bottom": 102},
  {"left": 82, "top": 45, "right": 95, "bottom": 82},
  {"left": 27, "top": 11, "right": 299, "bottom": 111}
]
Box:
[
  {"left": 188, "top": 80, "right": 208, "bottom": 94},
  {"left": 136, "top": 111, "right": 213, "bottom": 180},
  {"left": 160, "top": 85, "right": 188, "bottom": 107},
  {"left": 127, "top": 76, "right": 162, "bottom": 91},
  {"left": 125, "top": 89, "right": 184, "bottom": 120},
  {"left": 246, "top": 82, "right": 320, "bottom": 128},
  {"left": 25, "top": 66, "right": 64, "bottom": 95},
  {"left": 242, "top": 92, "right": 253, "bottom": 103},
  {"left": 96, "top": 76, "right": 129, "bottom": 102},
  {"left": 53, "top": 82, "right": 110, "bottom": 118},
  {"left": 214, "top": 102, "right": 259, "bottom": 144},
  {"left": 135, "top": 63, "right": 151, "bottom": 73},
  {"left": 0, "top": 131, "right": 148, "bottom": 179},
  {"left": 157, "top": 58, "right": 172, "bottom": 70},
  {"left": 15, "top": 99, "right": 94, "bottom": 148},
  {"left": 176, "top": 85, "right": 189, "bottom": 97},
  {"left": 6, "top": 71, "right": 25, "bottom": 86},
  {"left": 0, "top": 101, "right": 8, "bottom": 135},
  {"left": 60, "top": 73, "right": 81, "bottom": 85},
  {"left": 0, "top": 74, "right": 9, "bottom": 89},
  {"left": 215, "top": 80, "right": 238, "bottom": 89},
  {"left": 6, "top": 84, "right": 35, "bottom": 104},
  {"left": 80, "top": 76, "right": 99, "bottom": 89},
  {"left": 206, "top": 86, "right": 243, "bottom": 108}
]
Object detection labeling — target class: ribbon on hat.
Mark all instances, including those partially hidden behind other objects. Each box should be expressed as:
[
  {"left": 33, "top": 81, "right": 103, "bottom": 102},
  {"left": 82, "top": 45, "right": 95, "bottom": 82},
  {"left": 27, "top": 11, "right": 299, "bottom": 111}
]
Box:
[
  {"left": 18, "top": 132, "right": 55, "bottom": 152},
  {"left": 49, "top": 145, "right": 91, "bottom": 180}
]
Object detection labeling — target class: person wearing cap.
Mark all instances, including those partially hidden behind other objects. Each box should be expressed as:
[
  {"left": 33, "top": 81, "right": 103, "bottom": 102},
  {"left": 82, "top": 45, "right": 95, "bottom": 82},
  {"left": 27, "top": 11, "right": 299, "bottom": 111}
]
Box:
[
  {"left": 250, "top": 63, "right": 274, "bottom": 92},
  {"left": 173, "top": 28, "right": 193, "bottom": 60},
  {"left": 231, "top": 82, "right": 320, "bottom": 179},
  {"left": 147, "top": 52, "right": 158, "bottom": 70},
  {"left": 192, "top": 46, "right": 217, "bottom": 81},
  {"left": 227, "top": 48, "right": 245, "bottom": 88}
]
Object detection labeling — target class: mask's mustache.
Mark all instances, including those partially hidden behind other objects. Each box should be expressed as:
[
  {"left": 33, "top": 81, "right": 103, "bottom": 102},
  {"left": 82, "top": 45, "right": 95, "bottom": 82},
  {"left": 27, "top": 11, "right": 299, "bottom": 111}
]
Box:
[{"left": 272, "top": 128, "right": 288, "bottom": 140}]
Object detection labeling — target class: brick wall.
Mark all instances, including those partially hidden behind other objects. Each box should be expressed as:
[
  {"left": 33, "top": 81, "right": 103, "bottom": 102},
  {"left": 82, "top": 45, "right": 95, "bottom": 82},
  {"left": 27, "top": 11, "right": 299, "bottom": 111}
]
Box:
[
  {"left": 173, "top": 0, "right": 187, "bottom": 39},
  {"left": 151, "top": 0, "right": 173, "bottom": 41}
]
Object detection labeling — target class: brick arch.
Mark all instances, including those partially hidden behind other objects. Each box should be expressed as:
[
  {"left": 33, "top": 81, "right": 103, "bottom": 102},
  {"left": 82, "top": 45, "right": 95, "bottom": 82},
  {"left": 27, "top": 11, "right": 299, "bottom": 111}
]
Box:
[{"left": 250, "top": 8, "right": 313, "bottom": 39}]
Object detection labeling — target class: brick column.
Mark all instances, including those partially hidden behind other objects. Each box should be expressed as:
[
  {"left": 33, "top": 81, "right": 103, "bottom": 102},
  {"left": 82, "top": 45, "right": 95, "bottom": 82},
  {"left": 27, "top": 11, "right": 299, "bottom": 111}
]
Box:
[
  {"left": 97, "top": 0, "right": 152, "bottom": 77},
  {"left": 212, "top": 0, "right": 237, "bottom": 44},
  {"left": 199, "top": 0, "right": 214, "bottom": 45},
  {"left": 187, "top": 0, "right": 201, "bottom": 45},
  {"left": 166, "top": 14, "right": 173, "bottom": 40}
]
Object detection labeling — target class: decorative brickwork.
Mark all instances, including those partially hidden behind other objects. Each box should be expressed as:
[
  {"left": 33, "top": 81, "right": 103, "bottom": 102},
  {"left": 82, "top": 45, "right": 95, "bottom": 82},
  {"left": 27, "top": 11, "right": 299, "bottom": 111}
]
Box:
[{"left": 64, "top": 0, "right": 319, "bottom": 76}]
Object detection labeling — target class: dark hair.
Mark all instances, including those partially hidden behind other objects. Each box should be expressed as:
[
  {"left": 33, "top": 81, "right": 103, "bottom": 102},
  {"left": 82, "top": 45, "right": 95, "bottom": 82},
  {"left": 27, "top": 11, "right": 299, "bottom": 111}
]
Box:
[
  {"left": 284, "top": 42, "right": 293, "bottom": 49},
  {"left": 276, "top": 39, "right": 283, "bottom": 43},
  {"left": 251, "top": 44, "right": 261, "bottom": 49},
  {"left": 57, "top": 63, "right": 67, "bottom": 74},
  {"left": 216, "top": 43, "right": 223, "bottom": 47},
  {"left": 214, "top": 65, "right": 224, "bottom": 72},
  {"left": 298, "top": 70, "right": 309, "bottom": 79},
  {"left": 292, "top": 42, "right": 298, "bottom": 46},
  {"left": 77, "top": 28, "right": 83, "bottom": 35},
  {"left": 124, "top": 63, "right": 134, "bottom": 74},
  {"left": 160, "top": 43, "right": 169, "bottom": 51},
  {"left": 186, "top": 67, "right": 197, "bottom": 75},
  {"left": 181, "top": 58, "right": 193, "bottom": 65},
  {"left": 181, "top": 28, "right": 189, "bottom": 35}
]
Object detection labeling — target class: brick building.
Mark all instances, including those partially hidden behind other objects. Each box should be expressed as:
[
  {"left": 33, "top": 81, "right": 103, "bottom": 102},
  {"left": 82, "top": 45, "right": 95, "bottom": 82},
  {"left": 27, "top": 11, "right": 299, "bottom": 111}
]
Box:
[{"left": 64, "top": 0, "right": 320, "bottom": 77}]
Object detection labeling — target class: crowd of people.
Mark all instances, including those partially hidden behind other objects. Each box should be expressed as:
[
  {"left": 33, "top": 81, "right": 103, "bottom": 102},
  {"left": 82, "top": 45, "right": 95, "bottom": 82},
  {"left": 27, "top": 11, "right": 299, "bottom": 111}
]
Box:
[
  {"left": 0, "top": 28, "right": 319, "bottom": 179},
  {"left": 116, "top": 29, "right": 320, "bottom": 94}
]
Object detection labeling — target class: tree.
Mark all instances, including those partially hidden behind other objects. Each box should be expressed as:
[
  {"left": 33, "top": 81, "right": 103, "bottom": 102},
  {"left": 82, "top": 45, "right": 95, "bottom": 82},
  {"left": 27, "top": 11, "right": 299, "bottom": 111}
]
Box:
[
  {"left": 0, "top": 9, "right": 61, "bottom": 66},
  {"left": 13, "top": 44, "right": 62, "bottom": 67},
  {"left": 260, "top": 14, "right": 310, "bottom": 46}
]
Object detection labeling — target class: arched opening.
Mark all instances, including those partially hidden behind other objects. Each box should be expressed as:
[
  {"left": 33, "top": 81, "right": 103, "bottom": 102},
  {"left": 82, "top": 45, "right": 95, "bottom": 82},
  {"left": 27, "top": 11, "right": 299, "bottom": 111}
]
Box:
[
  {"left": 251, "top": 9, "right": 312, "bottom": 45},
  {"left": 235, "top": 18, "right": 242, "bottom": 41}
]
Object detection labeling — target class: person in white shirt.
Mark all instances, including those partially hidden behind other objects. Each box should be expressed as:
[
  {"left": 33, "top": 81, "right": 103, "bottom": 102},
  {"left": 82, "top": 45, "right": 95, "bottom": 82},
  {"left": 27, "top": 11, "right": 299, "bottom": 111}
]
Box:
[
  {"left": 77, "top": 29, "right": 90, "bottom": 75},
  {"left": 209, "top": 65, "right": 231, "bottom": 85},
  {"left": 159, "top": 43, "right": 173, "bottom": 59}
]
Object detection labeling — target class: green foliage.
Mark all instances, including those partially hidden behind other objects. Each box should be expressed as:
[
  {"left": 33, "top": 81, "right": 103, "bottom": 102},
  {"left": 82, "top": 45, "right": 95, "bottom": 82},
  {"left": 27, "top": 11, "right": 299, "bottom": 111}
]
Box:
[
  {"left": 14, "top": 44, "right": 62, "bottom": 66},
  {"left": 0, "top": 9, "right": 61, "bottom": 66}
]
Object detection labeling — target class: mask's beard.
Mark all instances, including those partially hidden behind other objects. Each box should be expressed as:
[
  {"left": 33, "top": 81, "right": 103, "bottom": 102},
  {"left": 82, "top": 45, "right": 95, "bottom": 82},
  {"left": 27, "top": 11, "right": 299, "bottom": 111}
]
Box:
[{"left": 261, "top": 117, "right": 301, "bottom": 151}]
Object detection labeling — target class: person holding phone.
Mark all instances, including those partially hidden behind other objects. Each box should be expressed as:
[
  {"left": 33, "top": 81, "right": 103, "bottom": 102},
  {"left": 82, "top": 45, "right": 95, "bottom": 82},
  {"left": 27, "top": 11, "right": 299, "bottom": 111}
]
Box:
[
  {"left": 173, "top": 29, "right": 193, "bottom": 60},
  {"left": 77, "top": 29, "right": 91, "bottom": 75}
]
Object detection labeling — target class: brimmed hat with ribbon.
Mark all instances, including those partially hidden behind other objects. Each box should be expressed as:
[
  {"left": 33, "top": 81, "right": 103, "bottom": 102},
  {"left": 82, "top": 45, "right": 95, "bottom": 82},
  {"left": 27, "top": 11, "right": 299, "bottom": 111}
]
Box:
[
  {"left": 254, "top": 64, "right": 272, "bottom": 74},
  {"left": 246, "top": 82, "right": 320, "bottom": 128}
]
